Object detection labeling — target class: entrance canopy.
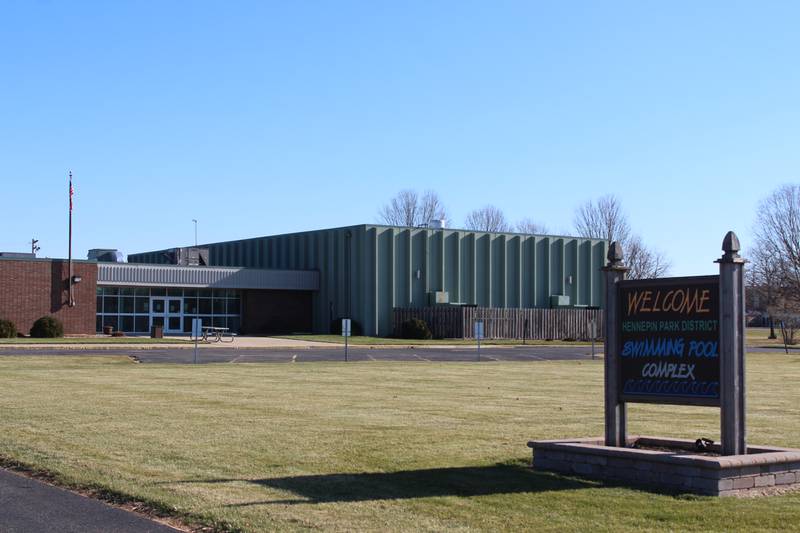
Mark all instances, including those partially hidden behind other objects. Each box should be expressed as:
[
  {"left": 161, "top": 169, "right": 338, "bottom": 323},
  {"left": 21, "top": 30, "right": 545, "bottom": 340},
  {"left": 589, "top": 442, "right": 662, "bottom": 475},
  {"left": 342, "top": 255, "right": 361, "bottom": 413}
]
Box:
[{"left": 96, "top": 263, "right": 319, "bottom": 290}]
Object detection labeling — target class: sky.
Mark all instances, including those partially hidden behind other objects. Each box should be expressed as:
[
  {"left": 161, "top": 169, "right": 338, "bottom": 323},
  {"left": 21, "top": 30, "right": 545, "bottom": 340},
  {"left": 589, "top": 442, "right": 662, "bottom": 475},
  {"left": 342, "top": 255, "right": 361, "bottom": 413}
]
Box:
[{"left": 1, "top": 1, "right": 798, "bottom": 276}]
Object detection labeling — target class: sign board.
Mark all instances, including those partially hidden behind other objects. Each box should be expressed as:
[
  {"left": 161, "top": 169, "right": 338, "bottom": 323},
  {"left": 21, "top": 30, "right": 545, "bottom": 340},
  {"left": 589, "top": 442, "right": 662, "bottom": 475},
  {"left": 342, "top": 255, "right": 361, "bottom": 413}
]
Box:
[
  {"left": 341, "top": 318, "right": 352, "bottom": 337},
  {"left": 618, "top": 275, "right": 720, "bottom": 406},
  {"left": 191, "top": 318, "right": 203, "bottom": 339},
  {"left": 474, "top": 320, "right": 484, "bottom": 340}
]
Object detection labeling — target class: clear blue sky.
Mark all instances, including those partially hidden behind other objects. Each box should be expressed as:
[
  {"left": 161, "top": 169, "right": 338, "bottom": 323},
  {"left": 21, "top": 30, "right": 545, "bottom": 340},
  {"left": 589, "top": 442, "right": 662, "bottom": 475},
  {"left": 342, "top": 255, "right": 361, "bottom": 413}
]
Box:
[{"left": 1, "top": 1, "right": 798, "bottom": 276}]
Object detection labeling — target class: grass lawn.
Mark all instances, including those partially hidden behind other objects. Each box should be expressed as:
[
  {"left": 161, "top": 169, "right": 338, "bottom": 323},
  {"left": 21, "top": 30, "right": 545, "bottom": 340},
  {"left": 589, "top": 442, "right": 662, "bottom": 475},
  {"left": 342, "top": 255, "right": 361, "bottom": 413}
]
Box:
[
  {"left": 0, "top": 337, "right": 190, "bottom": 344},
  {"left": 275, "top": 334, "right": 592, "bottom": 346},
  {"left": 0, "top": 355, "right": 799, "bottom": 532}
]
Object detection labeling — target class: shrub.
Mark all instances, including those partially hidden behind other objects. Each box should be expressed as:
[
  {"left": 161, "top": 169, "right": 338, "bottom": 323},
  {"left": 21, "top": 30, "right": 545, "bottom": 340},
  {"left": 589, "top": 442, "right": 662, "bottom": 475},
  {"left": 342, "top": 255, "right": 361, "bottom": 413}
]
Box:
[
  {"left": 0, "top": 319, "right": 17, "bottom": 338},
  {"left": 29, "top": 316, "right": 64, "bottom": 338},
  {"left": 330, "top": 318, "right": 363, "bottom": 336},
  {"left": 400, "top": 318, "right": 432, "bottom": 340}
]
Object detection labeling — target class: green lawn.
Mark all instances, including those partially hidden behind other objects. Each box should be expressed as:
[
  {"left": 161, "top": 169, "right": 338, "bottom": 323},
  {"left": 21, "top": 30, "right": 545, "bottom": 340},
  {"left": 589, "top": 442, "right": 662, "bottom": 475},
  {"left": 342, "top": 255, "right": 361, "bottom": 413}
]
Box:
[
  {"left": 0, "top": 354, "right": 798, "bottom": 532},
  {"left": 0, "top": 337, "right": 190, "bottom": 344},
  {"left": 276, "top": 334, "right": 592, "bottom": 346}
]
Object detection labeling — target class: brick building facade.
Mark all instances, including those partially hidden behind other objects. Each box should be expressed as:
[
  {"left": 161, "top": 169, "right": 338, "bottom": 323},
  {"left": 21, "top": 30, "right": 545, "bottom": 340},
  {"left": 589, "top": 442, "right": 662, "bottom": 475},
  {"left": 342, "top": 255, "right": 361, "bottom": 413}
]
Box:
[{"left": 0, "top": 259, "right": 98, "bottom": 335}]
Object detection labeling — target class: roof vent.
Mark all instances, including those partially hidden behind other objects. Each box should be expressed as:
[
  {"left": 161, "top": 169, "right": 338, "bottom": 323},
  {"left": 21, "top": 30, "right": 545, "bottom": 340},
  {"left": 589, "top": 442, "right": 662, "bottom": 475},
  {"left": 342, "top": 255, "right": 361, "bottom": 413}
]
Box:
[{"left": 428, "top": 219, "right": 446, "bottom": 229}]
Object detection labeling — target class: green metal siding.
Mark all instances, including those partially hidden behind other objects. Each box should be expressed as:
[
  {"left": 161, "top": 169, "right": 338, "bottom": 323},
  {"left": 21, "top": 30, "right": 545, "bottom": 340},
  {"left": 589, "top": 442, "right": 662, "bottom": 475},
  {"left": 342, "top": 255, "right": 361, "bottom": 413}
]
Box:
[{"left": 128, "top": 224, "right": 608, "bottom": 336}]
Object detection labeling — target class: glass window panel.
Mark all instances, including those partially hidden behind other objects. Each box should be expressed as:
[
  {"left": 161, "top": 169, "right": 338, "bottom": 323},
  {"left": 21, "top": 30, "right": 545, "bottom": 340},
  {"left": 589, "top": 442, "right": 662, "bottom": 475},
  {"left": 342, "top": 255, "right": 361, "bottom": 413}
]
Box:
[
  {"left": 183, "top": 317, "right": 196, "bottom": 333},
  {"left": 184, "top": 299, "right": 198, "bottom": 314},
  {"left": 199, "top": 289, "right": 212, "bottom": 298},
  {"left": 213, "top": 299, "right": 225, "bottom": 314},
  {"left": 120, "top": 287, "right": 135, "bottom": 296},
  {"left": 227, "top": 299, "right": 240, "bottom": 315},
  {"left": 120, "top": 297, "right": 134, "bottom": 314},
  {"left": 213, "top": 316, "right": 227, "bottom": 328},
  {"left": 152, "top": 316, "right": 164, "bottom": 327},
  {"left": 121, "top": 316, "right": 134, "bottom": 332},
  {"left": 135, "top": 316, "right": 149, "bottom": 333},
  {"left": 96, "top": 296, "right": 103, "bottom": 313},
  {"left": 151, "top": 288, "right": 166, "bottom": 296},
  {"left": 102, "top": 315, "right": 119, "bottom": 330},
  {"left": 167, "top": 288, "right": 183, "bottom": 296},
  {"left": 168, "top": 317, "right": 181, "bottom": 330},
  {"left": 135, "top": 298, "right": 149, "bottom": 313},
  {"left": 199, "top": 299, "right": 212, "bottom": 314},
  {"left": 227, "top": 317, "right": 240, "bottom": 333},
  {"left": 104, "top": 287, "right": 119, "bottom": 296},
  {"left": 103, "top": 296, "right": 118, "bottom": 313},
  {"left": 96, "top": 315, "right": 102, "bottom": 332},
  {"left": 152, "top": 299, "right": 165, "bottom": 313},
  {"left": 201, "top": 316, "right": 213, "bottom": 327},
  {"left": 168, "top": 299, "right": 181, "bottom": 313},
  {"left": 184, "top": 289, "right": 198, "bottom": 298},
  {"left": 134, "top": 287, "right": 149, "bottom": 297},
  {"left": 96, "top": 287, "right": 103, "bottom": 295}
]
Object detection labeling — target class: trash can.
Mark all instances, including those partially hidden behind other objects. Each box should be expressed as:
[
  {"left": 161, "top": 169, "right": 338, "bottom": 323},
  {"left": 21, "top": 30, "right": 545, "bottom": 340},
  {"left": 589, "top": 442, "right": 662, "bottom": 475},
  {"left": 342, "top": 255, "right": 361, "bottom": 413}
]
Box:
[
  {"left": 103, "top": 325, "right": 114, "bottom": 335},
  {"left": 151, "top": 325, "right": 163, "bottom": 339}
]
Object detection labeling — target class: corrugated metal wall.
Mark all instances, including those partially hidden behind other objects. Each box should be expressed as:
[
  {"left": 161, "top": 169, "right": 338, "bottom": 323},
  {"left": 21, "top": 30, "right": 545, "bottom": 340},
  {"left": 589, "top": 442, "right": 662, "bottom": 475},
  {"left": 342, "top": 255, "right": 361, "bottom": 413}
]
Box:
[{"left": 129, "top": 225, "right": 607, "bottom": 336}]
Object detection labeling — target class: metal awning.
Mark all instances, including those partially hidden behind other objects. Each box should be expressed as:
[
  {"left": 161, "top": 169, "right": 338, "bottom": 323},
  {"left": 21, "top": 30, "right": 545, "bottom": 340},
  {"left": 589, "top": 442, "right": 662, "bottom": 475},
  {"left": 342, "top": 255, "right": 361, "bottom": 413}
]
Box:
[{"left": 97, "top": 263, "right": 319, "bottom": 290}]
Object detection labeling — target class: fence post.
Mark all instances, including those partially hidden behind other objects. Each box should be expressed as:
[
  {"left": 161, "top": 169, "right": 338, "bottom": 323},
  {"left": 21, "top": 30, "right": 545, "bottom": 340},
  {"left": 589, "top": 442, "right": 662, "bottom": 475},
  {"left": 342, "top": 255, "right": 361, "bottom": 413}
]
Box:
[
  {"left": 716, "top": 231, "right": 746, "bottom": 456},
  {"left": 602, "top": 241, "right": 628, "bottom": 447}
]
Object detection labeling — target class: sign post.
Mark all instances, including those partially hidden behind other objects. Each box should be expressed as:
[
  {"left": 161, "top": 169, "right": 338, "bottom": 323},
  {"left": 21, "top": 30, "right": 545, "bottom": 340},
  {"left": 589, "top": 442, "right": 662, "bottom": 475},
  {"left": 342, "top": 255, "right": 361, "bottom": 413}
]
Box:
[
  {"left": 474, "top": 320, "right": 484, "bottom": 361},
  {"left": 342, "top": 318, "right": 351, "bottom": 362},
  {"left": 716, "top": 231, "right": 746, "bottom": 455},
  {"left": 602, "top": 242, "right": 628, "bottom": 447},
  {"left": 191, "top": 318, "right": 202, "bottom": 365}
]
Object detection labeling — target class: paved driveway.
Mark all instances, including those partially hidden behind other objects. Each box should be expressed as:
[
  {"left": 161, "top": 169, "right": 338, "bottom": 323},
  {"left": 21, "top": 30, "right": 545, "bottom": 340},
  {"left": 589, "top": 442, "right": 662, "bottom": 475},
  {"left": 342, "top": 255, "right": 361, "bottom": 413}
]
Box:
[
  {"left": 0, "top": 469, "right": 179, "bottom": 533},
  {"left": 0, "top": 345, "right": 601, "bottom": 363}
]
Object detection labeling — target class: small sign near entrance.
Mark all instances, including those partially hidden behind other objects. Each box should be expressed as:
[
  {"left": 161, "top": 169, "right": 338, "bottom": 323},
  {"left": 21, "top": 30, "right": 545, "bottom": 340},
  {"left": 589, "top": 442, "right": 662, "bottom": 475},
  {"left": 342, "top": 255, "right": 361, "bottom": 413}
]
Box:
[
  {"left": 474, "top": 320, "right": 484, "bottom": 340},
  {"left": 191, "top": 318, "right": 203, "bottom": 339},
  {"left": 618, "top": 275, "right": 720, "bottom": 406},
  {"left": 341, "top": 318, "right": 352, "bottom": 337}
]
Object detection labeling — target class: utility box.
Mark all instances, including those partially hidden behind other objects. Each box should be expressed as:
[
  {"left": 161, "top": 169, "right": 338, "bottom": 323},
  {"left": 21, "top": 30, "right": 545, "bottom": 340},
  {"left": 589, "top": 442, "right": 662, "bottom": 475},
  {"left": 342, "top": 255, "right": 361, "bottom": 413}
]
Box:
[
  {"left": 550, "top": 295, "right": 571, "bottom": 308},
  {"left": 428, "top": 291, "right": 450, "bottom": 305}
]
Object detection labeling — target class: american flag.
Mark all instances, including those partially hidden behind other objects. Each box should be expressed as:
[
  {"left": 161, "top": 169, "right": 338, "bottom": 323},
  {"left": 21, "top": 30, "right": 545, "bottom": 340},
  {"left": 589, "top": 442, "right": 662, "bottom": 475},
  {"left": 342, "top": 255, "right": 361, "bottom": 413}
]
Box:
[{"left": 69, "top": 171, "right": 74, "bottom": 212}]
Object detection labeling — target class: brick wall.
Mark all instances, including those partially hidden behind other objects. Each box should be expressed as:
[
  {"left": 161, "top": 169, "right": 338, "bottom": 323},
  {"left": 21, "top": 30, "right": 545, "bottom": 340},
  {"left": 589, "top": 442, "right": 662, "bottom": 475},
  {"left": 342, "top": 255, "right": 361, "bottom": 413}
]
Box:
[{"left": 0, "top": 259, "right": 98, "bottom": 335}]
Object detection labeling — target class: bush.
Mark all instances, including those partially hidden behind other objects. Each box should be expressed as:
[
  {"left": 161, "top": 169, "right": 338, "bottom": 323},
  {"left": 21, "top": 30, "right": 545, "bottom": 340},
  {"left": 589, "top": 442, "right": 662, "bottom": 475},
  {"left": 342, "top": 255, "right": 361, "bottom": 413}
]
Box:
[
  {"left": 330, "top": 318, "right": 363, "bottom": 336},
  {"left": 400, "top": 318, "right": 432, "bottom": 340},
  {"left": 0, "top": 319, "right": 17, "bottom": 338},
  {"left": 29, "top": 316, "right": 64, "bottom": 338}
]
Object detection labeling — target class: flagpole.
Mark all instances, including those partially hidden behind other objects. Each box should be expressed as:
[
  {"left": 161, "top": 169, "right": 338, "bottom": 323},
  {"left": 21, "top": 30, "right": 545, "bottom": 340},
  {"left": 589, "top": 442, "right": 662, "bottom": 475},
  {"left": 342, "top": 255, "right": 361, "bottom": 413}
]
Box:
[{"left": 68, "top": 170, "right": 74, "bottom": 307}]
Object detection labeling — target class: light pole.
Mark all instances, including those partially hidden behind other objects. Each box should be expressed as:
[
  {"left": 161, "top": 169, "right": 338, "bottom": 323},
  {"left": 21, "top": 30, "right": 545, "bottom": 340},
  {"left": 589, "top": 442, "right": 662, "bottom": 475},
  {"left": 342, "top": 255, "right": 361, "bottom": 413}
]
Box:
[{"left": 192, "top": 219, "right": 198, "bottom": 247}]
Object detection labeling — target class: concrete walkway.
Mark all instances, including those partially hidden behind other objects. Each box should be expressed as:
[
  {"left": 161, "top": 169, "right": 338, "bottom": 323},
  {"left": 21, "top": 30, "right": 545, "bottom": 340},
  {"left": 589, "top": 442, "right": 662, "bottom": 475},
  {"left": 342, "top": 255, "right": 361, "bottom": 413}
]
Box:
[{"left": 0, "top": 469, "right": 180, "bottom": 533}]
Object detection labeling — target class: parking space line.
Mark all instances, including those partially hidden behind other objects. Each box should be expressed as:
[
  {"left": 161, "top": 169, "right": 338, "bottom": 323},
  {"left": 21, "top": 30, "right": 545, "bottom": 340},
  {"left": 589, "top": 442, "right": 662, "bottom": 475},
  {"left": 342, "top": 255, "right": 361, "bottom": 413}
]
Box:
[{"left": 413, "top": 353, "right": 431, "bottom": 362}]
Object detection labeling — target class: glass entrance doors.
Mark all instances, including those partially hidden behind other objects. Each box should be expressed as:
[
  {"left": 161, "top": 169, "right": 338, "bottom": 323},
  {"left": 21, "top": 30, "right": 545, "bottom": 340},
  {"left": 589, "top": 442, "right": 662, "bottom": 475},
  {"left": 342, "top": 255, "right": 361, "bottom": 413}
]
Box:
[{"left": 151, "top": 297, "right": 183, "bottom": 334}]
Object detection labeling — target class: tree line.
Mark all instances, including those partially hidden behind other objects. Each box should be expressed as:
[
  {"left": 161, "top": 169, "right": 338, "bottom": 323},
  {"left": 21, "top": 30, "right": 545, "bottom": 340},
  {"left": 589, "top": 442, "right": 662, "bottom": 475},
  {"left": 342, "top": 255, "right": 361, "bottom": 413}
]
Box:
[{"left": 377, "top": 189, "right": 669, "bottom": 279}]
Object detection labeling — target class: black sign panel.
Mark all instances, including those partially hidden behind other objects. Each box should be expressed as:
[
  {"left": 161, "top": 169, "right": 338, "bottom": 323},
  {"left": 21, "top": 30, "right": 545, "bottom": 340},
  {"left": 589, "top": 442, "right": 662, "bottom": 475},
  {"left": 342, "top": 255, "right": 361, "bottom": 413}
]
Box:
[{"left": 618, "top": 275, "right": 720, "bottom": 406}]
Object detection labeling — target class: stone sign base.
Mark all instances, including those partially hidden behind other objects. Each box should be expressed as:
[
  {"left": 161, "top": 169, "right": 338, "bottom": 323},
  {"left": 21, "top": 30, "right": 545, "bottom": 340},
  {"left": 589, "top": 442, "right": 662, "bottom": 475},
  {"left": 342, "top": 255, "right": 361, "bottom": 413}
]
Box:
[{"left": 528, "top": 436, "right": 800, "bottom": 496}]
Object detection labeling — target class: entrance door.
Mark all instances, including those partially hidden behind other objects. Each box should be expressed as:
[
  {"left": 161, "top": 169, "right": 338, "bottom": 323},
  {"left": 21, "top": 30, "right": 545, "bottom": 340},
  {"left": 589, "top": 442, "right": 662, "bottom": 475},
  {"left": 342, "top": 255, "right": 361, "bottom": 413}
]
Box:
[{"left": 151, "top": 297, "right": 183, "bottom": 334}]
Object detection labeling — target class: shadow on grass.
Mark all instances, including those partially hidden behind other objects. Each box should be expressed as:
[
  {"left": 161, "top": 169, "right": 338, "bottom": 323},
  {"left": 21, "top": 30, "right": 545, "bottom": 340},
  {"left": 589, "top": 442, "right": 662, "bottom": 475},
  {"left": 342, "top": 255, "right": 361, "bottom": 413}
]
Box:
[{"left": 166, "top": 463, "right": 598, "bottom": 506}]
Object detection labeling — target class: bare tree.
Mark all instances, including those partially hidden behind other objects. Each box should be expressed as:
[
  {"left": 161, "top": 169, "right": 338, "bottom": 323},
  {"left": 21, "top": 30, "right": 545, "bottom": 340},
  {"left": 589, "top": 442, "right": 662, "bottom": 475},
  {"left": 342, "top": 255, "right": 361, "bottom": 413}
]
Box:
[
  {"left": 754, "top": 184, "right": 800, "bottom": 290},
  {"left": 516, "top": 218, "right": 548, "bottom": 234},
  {"left": 573, "top": 194, "right": 669, "bottom": 279},
  {"left": 626, "top": 235, "right": 670, "bottom": 280},
  {"left": 573, "top": 195, "right": 631, "bottom": 244},
  {"left": 378, "top": 189, "right": 447, "bottom": 227},
  {"left": 464, "top": 205, "right": 511, "bottom": 232}
]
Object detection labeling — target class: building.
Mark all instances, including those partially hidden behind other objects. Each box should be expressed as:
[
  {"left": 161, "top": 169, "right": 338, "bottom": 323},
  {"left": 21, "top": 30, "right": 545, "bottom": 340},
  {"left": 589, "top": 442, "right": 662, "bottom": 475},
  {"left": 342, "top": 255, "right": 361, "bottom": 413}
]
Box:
[
  {"left": 130, "top": 224, "right": 608, "bottom": 337},
  {"left": 0, "top": 224, "right": 606, "bottom": 337}
]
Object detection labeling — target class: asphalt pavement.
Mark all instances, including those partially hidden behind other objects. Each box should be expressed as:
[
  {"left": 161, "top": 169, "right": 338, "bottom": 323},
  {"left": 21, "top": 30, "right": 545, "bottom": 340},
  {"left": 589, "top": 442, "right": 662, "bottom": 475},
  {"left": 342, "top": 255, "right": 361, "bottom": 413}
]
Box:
[
  {"left": 0, "top": 344, "right": 602, "bottom": 363},
  {"left": 0, "top": 469, "right": 179, "bottom": 533}
]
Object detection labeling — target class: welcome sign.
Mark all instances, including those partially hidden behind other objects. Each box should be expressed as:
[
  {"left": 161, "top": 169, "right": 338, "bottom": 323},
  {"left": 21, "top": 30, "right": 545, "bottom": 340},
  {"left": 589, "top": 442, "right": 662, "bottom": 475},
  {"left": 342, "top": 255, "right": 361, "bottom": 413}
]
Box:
[{"left": 617, "top": 275, "right": 720, "bottom": 406}]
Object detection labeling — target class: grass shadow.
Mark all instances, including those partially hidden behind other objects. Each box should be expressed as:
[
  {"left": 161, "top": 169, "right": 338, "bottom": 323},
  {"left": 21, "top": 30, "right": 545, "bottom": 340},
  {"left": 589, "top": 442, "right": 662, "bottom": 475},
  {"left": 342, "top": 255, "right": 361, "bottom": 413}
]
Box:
[{"left": 167, "top": 463, "right": 597, "bottom": 505}]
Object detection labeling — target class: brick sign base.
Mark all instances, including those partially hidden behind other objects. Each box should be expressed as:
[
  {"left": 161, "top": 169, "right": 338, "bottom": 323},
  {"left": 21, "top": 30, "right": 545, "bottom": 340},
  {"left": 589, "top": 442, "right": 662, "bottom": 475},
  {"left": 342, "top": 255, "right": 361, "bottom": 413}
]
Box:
[{"left": 528, "top": 436, "right": 800, "bottom": 496}]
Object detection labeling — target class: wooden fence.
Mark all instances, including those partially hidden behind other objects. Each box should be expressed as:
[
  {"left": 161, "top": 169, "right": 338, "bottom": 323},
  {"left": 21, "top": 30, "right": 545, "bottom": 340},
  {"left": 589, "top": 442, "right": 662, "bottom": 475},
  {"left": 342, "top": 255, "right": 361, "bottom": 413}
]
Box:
[{"left": 393, "top": 307, "right": 604, "bottom": 341}]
